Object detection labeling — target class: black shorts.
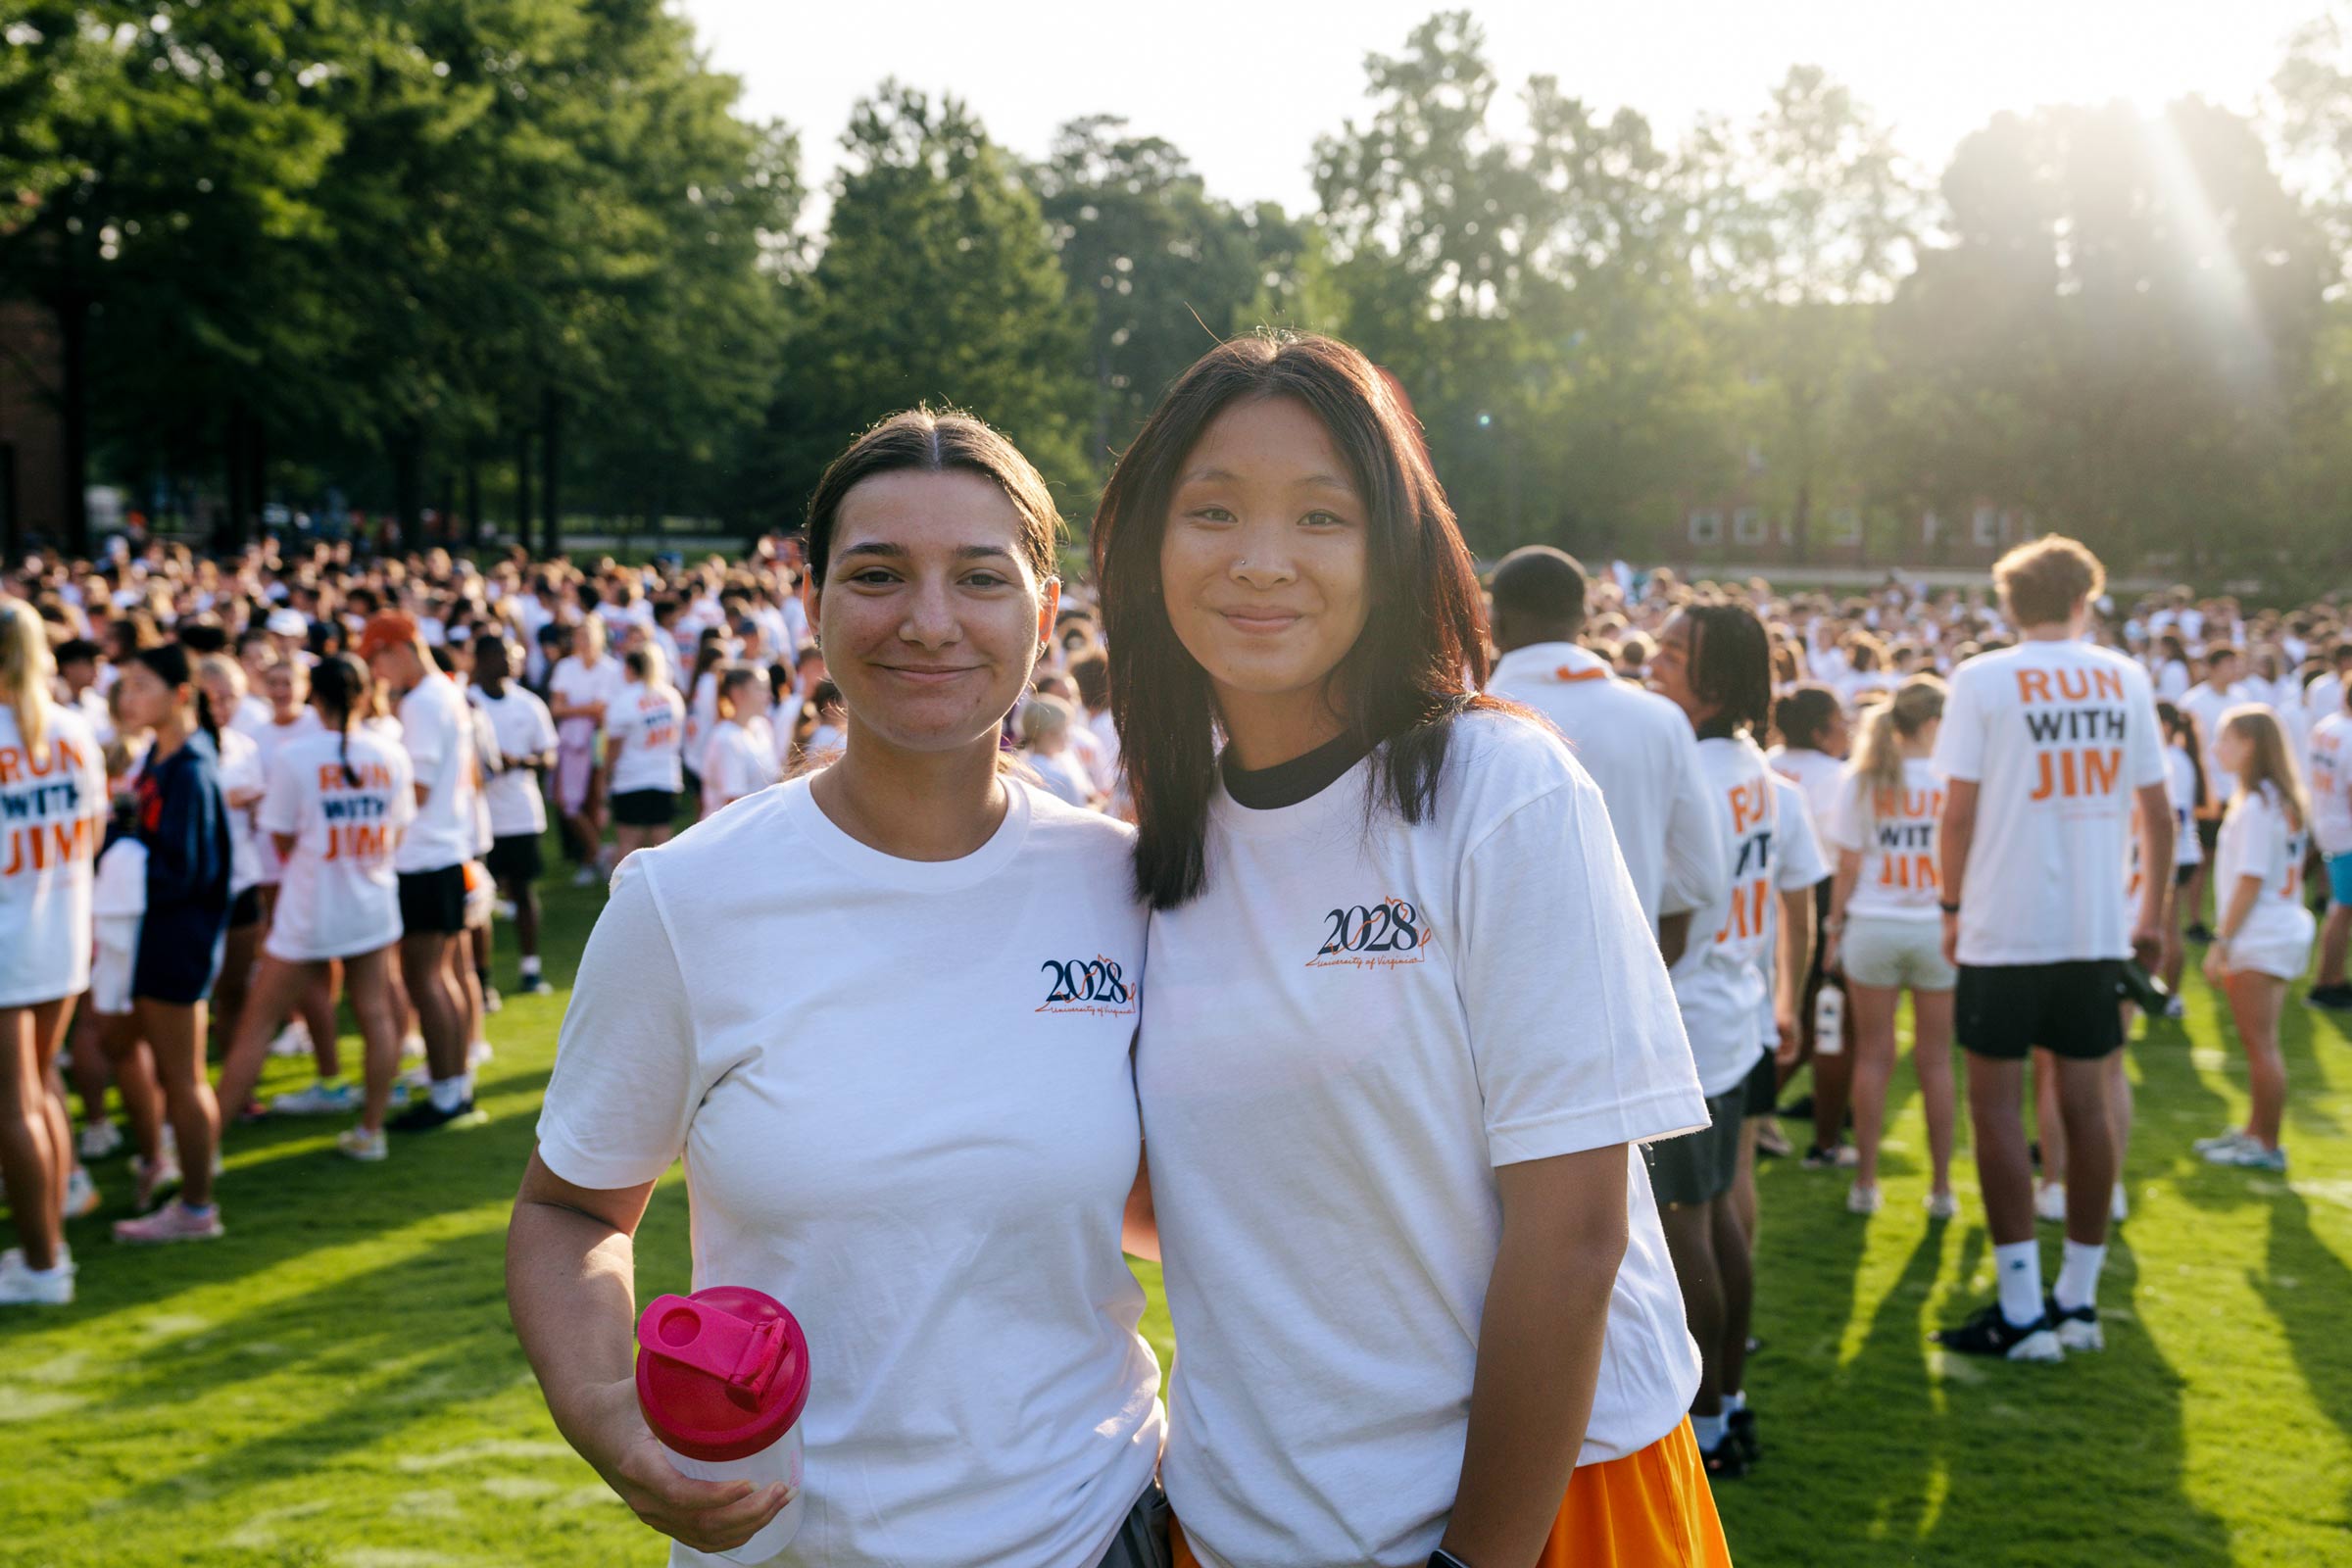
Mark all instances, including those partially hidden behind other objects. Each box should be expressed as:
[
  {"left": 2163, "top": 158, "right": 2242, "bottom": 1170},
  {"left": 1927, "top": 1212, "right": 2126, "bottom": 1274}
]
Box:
[
  {"left": 133, "top": 903, "right": 228, "bottom": 1005},
  {"left": 483, "top": 832, "right": 544, "bottom": 887},
  {"left": 397, "top": 864, "right": 469, "bottom": 937},
  {"left": 2175, "top": 861, "right": 2199, "bottom": 888},
  {"left": 1644, "top": 1083, "right": 1745, "bottom": 1206},
  {"left": 228, "top": 885, "right": 265, "bottom": 930},
  {"left": 1740, "top": 1046, "right": 1781, "bottom": 1117},
  {"left": 611, "top": 788, "right": 677, "bottom": 828},
  {"left": 1956, "top": 960, "right": 2126, "bottom": 1061},
  {"left": 2197, "top": 817, "right": 2222, "bottom": 855}
]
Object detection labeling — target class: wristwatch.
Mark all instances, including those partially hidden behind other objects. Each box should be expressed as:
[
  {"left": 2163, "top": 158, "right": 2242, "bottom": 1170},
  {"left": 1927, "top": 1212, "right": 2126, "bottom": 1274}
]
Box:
[{"left": 1938, "top": 901, "right": 1961, "bottom": 915}]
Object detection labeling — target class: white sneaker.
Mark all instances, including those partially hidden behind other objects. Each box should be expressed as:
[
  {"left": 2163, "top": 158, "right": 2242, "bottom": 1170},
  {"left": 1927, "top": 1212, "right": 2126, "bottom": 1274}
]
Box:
[
  {"left": 400, "top": 1033, "right": 426, "bottom": 1061},
  {"left": 1845, "top": 1182, "right": 1884, "bottom": 1215},
  {"left": 2163, "top": 995, "right": 2186, "bottom": 1020},
  {"left": 270, "top": 1081, "right": 358, "bottom": 1116},
  {"left": 0, "top": 1255, "right": 74, "bottom": 1306},
  {"left": 2110, "top": 1183, "right": 2130, "bottom": 1223},
  {"left": 268, "top": 1018, "right": 312, "bottom": 1057},
  {"left": 64, "top": 1166, "right": 100, "bottom": 1218},
  {"left": 2192, "top": 1127, "right": 2253, "bottom": 1155},
  {"left": 1, "top": 1243, "right": 73, "bottom": 1273},
  {"left": 77, "top": 1121, "right": 122, "bottom": 1161},
  {"left": 2034, "top": 1182, "right": 2069, "bottom": 1224},
  {"left": 494, "top": 898, "right": 518, "bottom": 920},
  {"left": 1924, "top": 1189, "right": 1962, "bottom": 1220},
  {"left": 468, "top": 1040, "right": 495, "bottom": 1069},
  {"left": 337, "top": 1127, "right": 388, "bottom": 1162},
  {"left": 482, "top": 986, "right": 503, "bottom": 1014},
  {"left": 571, "top": 865, "right": 598, "bottom": 889}
]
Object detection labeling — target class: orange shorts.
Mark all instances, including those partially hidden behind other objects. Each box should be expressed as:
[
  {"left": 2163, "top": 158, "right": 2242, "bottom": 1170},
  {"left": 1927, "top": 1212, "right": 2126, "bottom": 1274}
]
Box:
[{"left": 1169, "top": 1417, "right": 1732, "bottom": 1567}]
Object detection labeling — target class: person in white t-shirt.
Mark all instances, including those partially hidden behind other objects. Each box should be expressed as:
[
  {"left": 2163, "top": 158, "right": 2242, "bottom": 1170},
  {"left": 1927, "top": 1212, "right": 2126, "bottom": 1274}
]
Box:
[
  {"left": 2178, "top": 644, "right": 2243, "bottom": 935},
  {"left": 1067, "top": 650, "right": 1123, "bottom": 801},
  {"left": 697, "top": 664, "right": 777, "bottom": 815},
  {"left": 1101, "top": 338, "right": 1724, "bottom": 1565},
  {"left": 1016, "top": 692, "right": 1100, "bottom": 809},
  {"left": 2193, "top": 708, "right": 2316, "bottom": 1175},
  {"left": 1931, "top": 537, "right": 2171, "bottom": 1363},
  {"left": 1824, "top": 676, "right": 1957, "bottom": 1218},
  {"left": 468, "top": 636, "right": 558, "bottom": 996},
  {"left": 194, "top": 655, "right": 270, "bottom": 1111},
  {"left": 1485, "top": 546, "right": 1729, "bottom": 942},
  {"left": 359, "top": 612, "right": 481, "bottom": 1134},
  {"left": 0, "top": 605, "right": 108, "bottom": 1306},
  {"left": 214, "top": 655, "right": 415, "bottom": 1162},
  {"left": 602, "top": 646, "right": 685, "bottom": 866},
  {"left": 514, "top": 411, "right": 1167, "bottom": 1568},
  {"left": 546, "top": 615, "right": 621, "bottom": 887},
  {"left": 2156, "top": 702, "right": 2210, "bottom": 1007},
  {"left": 1764, "top": 683, "right": 1854, "bottom": 1167},
  {"left": 2306, "top": 702, "right": 2352, "bottom": 1010}
]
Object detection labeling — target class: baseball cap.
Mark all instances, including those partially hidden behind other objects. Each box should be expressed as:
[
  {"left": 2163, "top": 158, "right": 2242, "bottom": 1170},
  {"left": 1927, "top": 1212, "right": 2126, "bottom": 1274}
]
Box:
[{"left": 357, "top": 612, "right": 420, "bottom": 659}]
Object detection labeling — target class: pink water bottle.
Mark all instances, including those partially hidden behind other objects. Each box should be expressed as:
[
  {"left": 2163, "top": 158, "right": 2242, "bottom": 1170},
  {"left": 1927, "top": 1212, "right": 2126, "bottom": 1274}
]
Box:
[{"left": 635, "top": 1287, "right": 811, "bottom": 1564}]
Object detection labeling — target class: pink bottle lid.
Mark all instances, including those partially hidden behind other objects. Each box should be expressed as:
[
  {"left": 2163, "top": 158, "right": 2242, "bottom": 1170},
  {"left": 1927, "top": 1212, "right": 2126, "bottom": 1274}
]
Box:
[{"left": 635, "top": 1286, "right": 811, "bottom": 1462}]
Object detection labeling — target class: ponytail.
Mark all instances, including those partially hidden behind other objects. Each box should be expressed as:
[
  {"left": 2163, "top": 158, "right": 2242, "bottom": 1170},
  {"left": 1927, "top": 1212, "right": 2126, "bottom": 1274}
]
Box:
[
  {"left": 312, "top": 653, "right": 367, "bottom": 788},
  {"left": 0, "top": 601, "right": 54, "bottom": 766},
  {"left": 134, "top": 641, "right": 219, "bottom": 750},
  {"left": 2159, "top": 701, "right": 2208, "bottom": 812},
  {"left": 1845, "top": 674, "right": 1945, "bottom": 829}
]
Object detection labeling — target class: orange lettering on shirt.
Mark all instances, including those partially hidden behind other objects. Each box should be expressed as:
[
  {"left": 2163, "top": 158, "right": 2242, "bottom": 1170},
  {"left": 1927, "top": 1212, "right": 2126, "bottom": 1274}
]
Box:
[{"left": 2017, "top": 670, "right": 2054, "bottom": 705}]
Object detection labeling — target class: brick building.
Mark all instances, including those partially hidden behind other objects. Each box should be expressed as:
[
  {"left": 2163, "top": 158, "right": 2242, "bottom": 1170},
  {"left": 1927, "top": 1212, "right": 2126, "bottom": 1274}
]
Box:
[
  {"left": 0, "top": 302, "right": 68, "bottom": 552},
  {"left": 1663, "top": 497, "right": 2037, "bottom": 571}
]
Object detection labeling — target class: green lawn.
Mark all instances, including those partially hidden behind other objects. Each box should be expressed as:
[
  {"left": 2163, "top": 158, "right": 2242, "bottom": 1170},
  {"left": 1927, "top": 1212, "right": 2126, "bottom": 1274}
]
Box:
[{"left": 4, "top": 851, "right": 2349, "bottom": 1568}]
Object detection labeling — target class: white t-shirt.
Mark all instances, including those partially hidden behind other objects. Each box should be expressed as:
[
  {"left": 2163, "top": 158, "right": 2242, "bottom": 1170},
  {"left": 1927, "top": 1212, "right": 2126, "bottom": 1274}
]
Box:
[
  {"left": 259, "top": 728, "right": 416, "bottom": 962},
  {"left": 2166, "top": 746, "right": 2204, "bottom": 867},
  {"left": 2155, "top": 659, "right": 2191, "bottom": 701},
  {"left": 1085, "top": 708, "right": 1122, "bottom": 795},
  {"left": 217, "top": 724, "right": 266, "bottom": 898},
  {"left": 700, "top": 717, "right": 776, "bottom": 813},
  {"left": 1759, "top": 772, "right": 1830, "bottom": 1029},
  {"left": 1488, "top": 643, "right": 1727, "bottom": 925},
  {"left": 1765, "top": 744, "right": 1846, "bottom": 848},
  {"left": 549, "top": 653, "right": 623, "bottom": 737},
  {"left": 1672, "top": 732, "right": 1784, "bottom": 1095},
  {"left": 2215, "top": 782, "right": 2313, "bottom": 949},
  {"left": 2179, "top": 681, "right": 2241, "bottom": 802},
  {"left": 0, "top": 704, "right": 107, "bottom": 1006},
  {"left": 1830, "top": 758, "right": 1945, "bottom": 921},
  {"left": 249, "top": 710, "right": 325, "bottom": 885},
  {"left": 392, "top": 670, "right": 479, "bottom": 874},
  {"left": 1138, "top": 714, "right": 1704, "bottom": 1568},
  {"left": 1022, "top": 747, "right": 1094, "bottom": 809},
  {"left": 606, "top": 680, "right": 685, "bottom": 796},
  {"left": 538, "top": 779, "right": 1163, "bottom": 1568},
  {"left": 1933, "top": 640, "right": 2168, "bottom": 964},
  {"left": 2307, "top": 712, "right": 2352, "bottom": 858},
  {"left": 471, "top": 685, "right": 558, "bottom": 839}
]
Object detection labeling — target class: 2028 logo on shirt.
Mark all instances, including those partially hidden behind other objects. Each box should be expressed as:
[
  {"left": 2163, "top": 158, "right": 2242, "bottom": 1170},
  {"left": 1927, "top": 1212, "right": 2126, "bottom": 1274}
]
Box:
[
  {"left": 1306, "top": 895, "right": 1434, "bottom": 970},
  {"left": 1036, "top": 955, "right": 1139, "bottom": 1017}
]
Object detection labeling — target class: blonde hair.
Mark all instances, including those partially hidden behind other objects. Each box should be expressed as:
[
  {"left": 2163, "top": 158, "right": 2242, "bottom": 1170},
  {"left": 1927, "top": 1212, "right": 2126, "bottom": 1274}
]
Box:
[
  {"left": 1848, "top": 674, "right": 1946, "bottom": 812},
  {"left": 0, "top": 601, "right": 55, "bottom": 765},
  {"left": 2221, "top": 705, "right": 2311, "bottom": 833},
  {"left": 1993, "top": 535, "right": 2105, "bottom": 626},
  {"left": 1018, "top": 692, "right": 1074, "bottom": 746}
]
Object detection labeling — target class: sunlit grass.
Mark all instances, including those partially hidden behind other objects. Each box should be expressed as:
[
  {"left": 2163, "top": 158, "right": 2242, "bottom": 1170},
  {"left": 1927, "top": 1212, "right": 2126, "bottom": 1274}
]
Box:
[{"left": 3, "top": 840, "right": 2346, "bottom": 1567}]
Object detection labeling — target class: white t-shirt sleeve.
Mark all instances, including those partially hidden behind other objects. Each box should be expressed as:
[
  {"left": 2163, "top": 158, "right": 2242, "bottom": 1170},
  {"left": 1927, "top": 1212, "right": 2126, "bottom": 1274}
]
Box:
[
  {"left": 258, "top": 747, "right": 302, "bottom": 839},
  {"left": 2126, "top": 670, "right": 2168, "bottom": 790},
  {"left": 1659, "top": 726, "right": 1730, "bottom": 919},
  {"left": 407, "top": 696, "right": 448, "bottom": 775},
  {"left": 1933, "top": 662, "right": 1985, "bottom": 783},
  {"left": 2239, "top": 793, "right": 2284, "bottom": 885},
  {"left": 1775, "top": 779, "right": 1830, "bottom": 888},
  {"left": 1827, "top": 773, "right": 1867, "bottom": 856},
  {"left": 528, "top": 693, "right": 559, "bottom": 755},
  {"left": 535, "top": 859, "right": 701, "bottom": 1190},
  {"left": 1454, "top": 776, "right": 1707, "bottom": 1165}
]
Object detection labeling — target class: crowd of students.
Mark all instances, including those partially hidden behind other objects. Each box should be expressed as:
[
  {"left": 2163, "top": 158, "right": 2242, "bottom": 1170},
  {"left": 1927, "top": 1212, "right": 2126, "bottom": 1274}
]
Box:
[
  {"left": 3, "top": 330, "right": 2348, "bottom": 1568},
  {"left": 0, "top": 539, "right": 844, "bottom": 1298}
]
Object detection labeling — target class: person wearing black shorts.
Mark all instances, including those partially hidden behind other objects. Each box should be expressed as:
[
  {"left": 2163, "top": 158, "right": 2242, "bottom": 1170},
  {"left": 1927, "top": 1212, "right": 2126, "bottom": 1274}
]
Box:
[
  {"left": 1930, "top": 539, "right": 2172, "bottom": 1363},
  {"left": 470, "top": 636, "right": 558, "bottom": 996}
]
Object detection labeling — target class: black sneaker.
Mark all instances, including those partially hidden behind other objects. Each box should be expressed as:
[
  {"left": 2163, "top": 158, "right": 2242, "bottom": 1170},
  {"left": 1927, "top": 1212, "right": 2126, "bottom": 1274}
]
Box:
[
  {"left": 1727, "top": 1406, "right": 1759, "bottom": 1466},
  {"left": 1801, "top": 1143, "right": 1857, "bottom": 1170},
  {"left": 1777, "top": 1094, "right": 1815, "bottom": 1121},
  {"left": 1700, "top": 1432, "right": 1748, "bottom": 1480},
  {"left": 2185, "top": 922, "right": 2214, "bottom": 944},
  {"left": 388, "top": 1095, "right": 482, "bottom": 1134},
  {"left": 2043, "top": 1294, "right": 2104, "bottom": 1353},
  {"left": 1932, "top": 1300, "right": 2063, "bottom": 1362},
  {"left": 2307, "top": 984, "right": 2352, "bottom": 1013}
]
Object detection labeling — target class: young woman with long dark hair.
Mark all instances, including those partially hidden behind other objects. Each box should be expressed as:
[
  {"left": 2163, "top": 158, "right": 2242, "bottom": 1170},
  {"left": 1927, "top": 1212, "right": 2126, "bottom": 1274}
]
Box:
[
  {"left": 108, "top": 641, "right": 235, "bottom": 1245},
  {"left": 1098, "top": 334, "right": 1726, "bottom": 1568},
  {"left": 511, "top": 410, "right": 1168, "bottom": 1568}
]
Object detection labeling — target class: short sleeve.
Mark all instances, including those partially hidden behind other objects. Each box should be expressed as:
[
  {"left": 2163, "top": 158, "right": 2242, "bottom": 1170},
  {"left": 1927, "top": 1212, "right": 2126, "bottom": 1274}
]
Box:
[
  {"left": 387, "top": 749, "right": 417, "bottom": 831},
  {"left": 1827, "top": 774, "right": 1867, "bottom": 855},
  {"left": 221, "top": 735, "right": 266, "bottom": 803},
  {"left": 1933, "top": 664, "right": 1985, "bottom": 783},
  {"left": 2127, "top": 670, "right": 2167, "bottom": 790},
  {"left": 535, "top": 858, "right": 703, "bottom": 1189},
  {"left": 529, "top": 694, "right": 560, "bottom": 752},
  {"left": 1776, "top": 780, "right": 1830, "bottom": 888},
  {"left": 2244, "top": 795, "right": 2284, "bottom": 883},
  {"left": 406, "top": 695, "right": 447, "bottom": 773},
  {"left": 1659, "top": 722, "right": 1730, "bottom": 919},
  {"left": 257, "top": 748, "right": 302, "bottom": 838},
  {"left": 1455, "top": 774, "right": 1708, "bottom": 1165}
]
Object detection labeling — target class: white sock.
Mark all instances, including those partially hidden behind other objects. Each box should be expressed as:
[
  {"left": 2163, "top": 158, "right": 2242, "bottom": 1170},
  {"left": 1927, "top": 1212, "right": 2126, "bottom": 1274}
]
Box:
[
  {"left": 1722, "top": 1390, "right": 1745, "bottom": 1416},
  {"left": 26, "top": 1262, "right": 69, "bottom": 1281},
  {"left": 428, "top": 1077, "right": 466, "bottom": 1113},
  {"left": 459, "top": 1071, "right": 475, "bottom": 1100},
  {"left": 519, "top": 956, "right": 542, "bottom": 978},
  {"left": 2053, "top": 1239, "right": 2107, "bottom": 1312},
  {"left": 1994, "top": 1240, "right": 2043, "bottom": 1327},
  {"left": 1692, "top": 1411, "right": 1728, "bottom": 1449}
]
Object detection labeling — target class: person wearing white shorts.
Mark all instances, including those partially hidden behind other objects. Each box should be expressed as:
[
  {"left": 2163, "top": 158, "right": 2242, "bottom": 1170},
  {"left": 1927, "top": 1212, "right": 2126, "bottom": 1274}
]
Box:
[{"left": 1825, "top": 675, "right": 1961, "bottom": 1224}]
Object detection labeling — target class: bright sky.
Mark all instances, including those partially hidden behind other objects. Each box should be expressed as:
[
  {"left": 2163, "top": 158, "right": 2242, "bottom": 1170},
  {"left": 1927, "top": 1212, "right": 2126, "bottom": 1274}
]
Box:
[{"left": 681, "top": 0, "right": 2322, "bottom": 213}]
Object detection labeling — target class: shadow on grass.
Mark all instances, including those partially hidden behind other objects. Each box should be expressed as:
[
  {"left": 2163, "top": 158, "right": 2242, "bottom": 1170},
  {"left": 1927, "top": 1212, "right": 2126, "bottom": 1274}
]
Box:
[{"left": 2257, "top": 1191, "right": 2352, "bottom": 1523}]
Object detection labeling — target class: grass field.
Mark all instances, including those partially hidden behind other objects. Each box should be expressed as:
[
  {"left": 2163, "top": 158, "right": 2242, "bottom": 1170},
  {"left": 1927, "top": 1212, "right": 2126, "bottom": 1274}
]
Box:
[{"left": 3, "top": 849, "right": 2349, "bottom": 1568}]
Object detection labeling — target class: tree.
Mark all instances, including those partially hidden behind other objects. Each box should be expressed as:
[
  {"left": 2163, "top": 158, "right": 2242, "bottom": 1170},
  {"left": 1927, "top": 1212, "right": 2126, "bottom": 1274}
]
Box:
[{"left": 761, "top": 83, "right": 1089, "bottom": 521}]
